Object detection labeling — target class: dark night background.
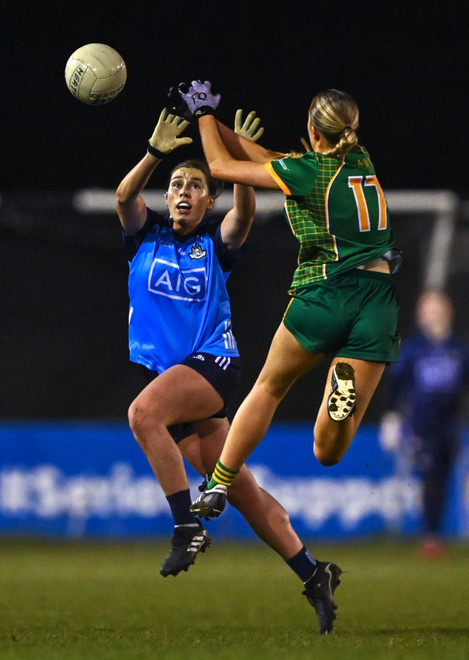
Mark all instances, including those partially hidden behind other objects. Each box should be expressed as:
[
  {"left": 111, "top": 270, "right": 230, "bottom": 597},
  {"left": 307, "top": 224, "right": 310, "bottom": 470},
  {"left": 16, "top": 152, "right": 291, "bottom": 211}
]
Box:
[{"left": 1, "top": 1, "right": 469, "bottom": 422}]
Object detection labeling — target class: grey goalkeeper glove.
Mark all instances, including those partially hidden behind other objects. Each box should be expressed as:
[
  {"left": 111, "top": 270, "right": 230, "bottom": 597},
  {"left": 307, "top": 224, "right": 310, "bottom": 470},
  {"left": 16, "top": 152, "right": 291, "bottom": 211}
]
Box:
[
  {"left": 234, "top": 109, "right": 264, "bottom": 142},
  {"left": 147, "top": 108, "right": 193, "bottom": 159}
]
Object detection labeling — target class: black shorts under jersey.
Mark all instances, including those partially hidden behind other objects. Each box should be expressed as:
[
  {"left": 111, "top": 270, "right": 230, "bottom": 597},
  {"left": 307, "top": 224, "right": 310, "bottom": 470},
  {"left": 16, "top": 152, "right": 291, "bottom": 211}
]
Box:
[{"left": 142, "top": 352, "right": 241, "bottom": 443}]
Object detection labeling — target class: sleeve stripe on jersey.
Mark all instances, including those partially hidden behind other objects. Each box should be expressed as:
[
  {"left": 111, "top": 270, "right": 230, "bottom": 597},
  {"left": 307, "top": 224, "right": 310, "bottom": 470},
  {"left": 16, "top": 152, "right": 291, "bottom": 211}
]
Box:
[{"left": 265, "top": 162, "right": 291, "bottom": 195}]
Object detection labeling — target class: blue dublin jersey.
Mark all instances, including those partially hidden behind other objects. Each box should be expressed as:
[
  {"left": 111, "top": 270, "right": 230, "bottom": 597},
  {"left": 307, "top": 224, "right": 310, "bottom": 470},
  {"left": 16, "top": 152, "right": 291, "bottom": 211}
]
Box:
[
  {"left": 124, "top": 209, "right": 242, "bottom": 373},
  {"left": 388, "top": 332, "right": 469, "bottom": 436}
]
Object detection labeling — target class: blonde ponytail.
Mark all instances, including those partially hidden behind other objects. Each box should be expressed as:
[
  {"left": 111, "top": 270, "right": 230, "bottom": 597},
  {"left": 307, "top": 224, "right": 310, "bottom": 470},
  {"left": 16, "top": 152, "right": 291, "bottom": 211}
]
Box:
[{"left": 309, "top": 89, "right": 359, "bottom": 158}]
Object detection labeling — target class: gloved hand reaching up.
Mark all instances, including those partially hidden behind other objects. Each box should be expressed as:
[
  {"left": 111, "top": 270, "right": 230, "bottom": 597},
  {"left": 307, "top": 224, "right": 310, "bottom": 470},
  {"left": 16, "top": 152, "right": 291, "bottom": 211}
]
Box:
[
  {"left": 234, "top": 109, "right": 264, "bottom": 143},
  {"left": 147, "top": 108, "right": 193, "bottom": 159},
  {"left": 178, "top": 80, "right": 221, "bottom": 119}
]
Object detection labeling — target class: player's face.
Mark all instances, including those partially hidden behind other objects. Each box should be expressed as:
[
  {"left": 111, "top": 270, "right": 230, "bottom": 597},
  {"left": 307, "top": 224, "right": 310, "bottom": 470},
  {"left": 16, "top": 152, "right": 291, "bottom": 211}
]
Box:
[{"left": 165, "top": 167, "right": 215, "bottom": 232}]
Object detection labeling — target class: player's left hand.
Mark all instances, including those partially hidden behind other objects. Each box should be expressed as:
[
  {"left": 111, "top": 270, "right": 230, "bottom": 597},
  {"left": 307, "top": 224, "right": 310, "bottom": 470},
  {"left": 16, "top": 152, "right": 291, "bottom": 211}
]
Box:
[
  {"left": 234, "top": 109, "right": 264, "bottom": 142},
  {"left": 178, "top": 80, "right": 221, "bottom": 118},
  {"left": 166, "top": 86, "right": 194, "bottom": 122},
  {"left": 148, "top": 108, "right": 193, "bottom": 155}
]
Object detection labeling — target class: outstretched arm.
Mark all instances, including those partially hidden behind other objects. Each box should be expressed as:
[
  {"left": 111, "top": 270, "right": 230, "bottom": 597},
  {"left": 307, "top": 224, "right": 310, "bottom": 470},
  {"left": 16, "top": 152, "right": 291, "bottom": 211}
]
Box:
[
  {"left": 116, "top": 154, "right": 159, "bottom": 235},
  {"left": 175, "top": 81, "right": 282, "bottom": 189},
  {"left": 220, "top": 183, "right": 256, "bottom": 251},
  {"left": 220, "top": 109, "right": 266, "bottom": 250},
  {"left": 116, "top": 109, "right": 192, "bottom": 235},
  {"left": 199, "top": 115, "right": 281, "bottom": 189},
  {"left": 215, "top": 110, "right": 269, "bottom": 163}
]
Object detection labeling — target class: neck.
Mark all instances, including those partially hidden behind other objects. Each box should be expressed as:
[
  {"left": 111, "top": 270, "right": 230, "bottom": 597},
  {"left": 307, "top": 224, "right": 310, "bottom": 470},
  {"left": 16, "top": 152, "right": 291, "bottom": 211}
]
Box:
[{"left": 310, "top": 134, "right": 335, "bottom": 154}]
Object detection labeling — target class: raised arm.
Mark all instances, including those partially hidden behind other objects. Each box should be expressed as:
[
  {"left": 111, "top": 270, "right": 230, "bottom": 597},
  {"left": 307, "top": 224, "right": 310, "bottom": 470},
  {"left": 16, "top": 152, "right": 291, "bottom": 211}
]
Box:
[
  {"left": 116, "top": 109, "right": 192, "bottom": 235},
  {"left": 199, "top": 115, "right": 280, "bottom": 189},
  {"left": 219, "top": 110, "right": 262, "bottom": 250},
  {"left": 215, "top": 110, "right": 269, "bottom": 163},
  {"left": 177, "top": 81, "right": 281, "bottom": 189},
  {"left": 220, "top": 183, "right": 256, "bottom": 251}
]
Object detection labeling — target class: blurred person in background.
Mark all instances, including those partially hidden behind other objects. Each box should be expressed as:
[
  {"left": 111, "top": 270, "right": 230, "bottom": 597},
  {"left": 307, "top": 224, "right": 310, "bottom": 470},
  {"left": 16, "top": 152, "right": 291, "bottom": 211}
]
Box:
[{"left": 380, "top": 289, "right": 469, "bottom": 558}]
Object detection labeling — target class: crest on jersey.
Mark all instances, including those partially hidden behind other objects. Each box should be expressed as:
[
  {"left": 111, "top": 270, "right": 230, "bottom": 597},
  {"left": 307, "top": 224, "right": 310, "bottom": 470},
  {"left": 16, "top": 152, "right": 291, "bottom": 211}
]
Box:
[{"left": 189, "top": 243, "right": 207, "bottom": 260}]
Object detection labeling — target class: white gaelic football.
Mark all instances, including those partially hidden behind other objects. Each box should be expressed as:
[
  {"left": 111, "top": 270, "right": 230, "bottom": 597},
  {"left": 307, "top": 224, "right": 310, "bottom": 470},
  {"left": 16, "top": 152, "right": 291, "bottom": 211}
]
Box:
[{"left": 65, "top": 43, "right": 127, "bottom": 105}]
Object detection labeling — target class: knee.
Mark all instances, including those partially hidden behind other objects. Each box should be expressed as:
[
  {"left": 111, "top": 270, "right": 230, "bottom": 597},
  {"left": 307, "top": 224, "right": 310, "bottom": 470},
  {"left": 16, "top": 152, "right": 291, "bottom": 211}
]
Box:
[
  {"left": 128, "top": 399, "right": 157, "bottom": 446},
  {"left": 313, "top": 442, "right": 342, "bottom": 467},
  {"left": 128, "top": 400, "right": 144, "bottom": 442}
]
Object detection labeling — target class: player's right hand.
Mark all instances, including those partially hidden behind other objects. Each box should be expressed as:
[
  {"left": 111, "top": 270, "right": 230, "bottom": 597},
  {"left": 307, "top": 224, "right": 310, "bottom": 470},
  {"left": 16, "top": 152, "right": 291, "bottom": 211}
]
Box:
[
  {"left": 148, "top": 108, "right": 193, "bottom": 155},
  {"left": 234, "top": 109, "right": 264, "bottom": 143}
]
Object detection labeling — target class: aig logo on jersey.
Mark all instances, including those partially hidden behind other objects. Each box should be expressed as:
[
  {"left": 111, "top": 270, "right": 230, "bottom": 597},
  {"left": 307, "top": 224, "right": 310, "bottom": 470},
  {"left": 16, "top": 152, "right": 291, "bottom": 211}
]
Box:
[{"left": 148, "top": 258, "right": 207, "bottom": 301}]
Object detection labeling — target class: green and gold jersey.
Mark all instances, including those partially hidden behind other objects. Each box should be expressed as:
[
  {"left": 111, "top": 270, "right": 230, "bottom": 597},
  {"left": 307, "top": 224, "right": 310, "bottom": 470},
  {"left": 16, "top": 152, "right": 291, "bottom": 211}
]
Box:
[{"left": 266, "top": 147, "right": 395, "bottom": 291}]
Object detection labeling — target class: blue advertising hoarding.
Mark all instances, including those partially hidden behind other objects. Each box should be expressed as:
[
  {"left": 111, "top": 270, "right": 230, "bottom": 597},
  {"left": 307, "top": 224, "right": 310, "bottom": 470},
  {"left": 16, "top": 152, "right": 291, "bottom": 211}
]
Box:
[{"left": 1, "top": 421, "right": 468, "bottom": 539}]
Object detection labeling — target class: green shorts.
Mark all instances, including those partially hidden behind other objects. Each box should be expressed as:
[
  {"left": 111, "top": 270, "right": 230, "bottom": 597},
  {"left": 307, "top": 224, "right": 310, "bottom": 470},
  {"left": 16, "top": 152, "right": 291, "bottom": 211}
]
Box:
[{"left": 283, "top": 269, "right": 400, "bottom": 363}]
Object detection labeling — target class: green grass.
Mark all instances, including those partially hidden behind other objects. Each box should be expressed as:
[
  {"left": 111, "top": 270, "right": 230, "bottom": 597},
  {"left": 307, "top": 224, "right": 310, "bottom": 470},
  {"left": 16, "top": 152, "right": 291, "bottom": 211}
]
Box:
[{"left": 1, "top": 537, "right": 468, "bottom": 659}]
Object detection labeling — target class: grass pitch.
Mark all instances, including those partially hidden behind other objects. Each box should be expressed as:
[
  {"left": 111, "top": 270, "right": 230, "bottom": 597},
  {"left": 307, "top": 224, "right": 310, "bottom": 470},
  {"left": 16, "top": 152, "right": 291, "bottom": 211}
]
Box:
[{"left": 1, "top": 537, "right": 468, "bottom": 659}]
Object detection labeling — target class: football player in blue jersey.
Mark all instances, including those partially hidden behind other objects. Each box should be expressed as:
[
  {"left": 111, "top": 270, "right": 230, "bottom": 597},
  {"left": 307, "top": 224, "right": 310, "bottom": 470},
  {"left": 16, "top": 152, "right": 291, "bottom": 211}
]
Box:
[{"left": 115, "top": 106, "right": 331, "bottom": 631}]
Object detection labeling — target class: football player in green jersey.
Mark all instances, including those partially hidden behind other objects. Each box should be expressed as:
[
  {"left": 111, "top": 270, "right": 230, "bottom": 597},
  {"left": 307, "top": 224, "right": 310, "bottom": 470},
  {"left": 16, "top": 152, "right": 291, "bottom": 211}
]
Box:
[{"left": 172, "top": 83, "right": 400, "bottom": 632}]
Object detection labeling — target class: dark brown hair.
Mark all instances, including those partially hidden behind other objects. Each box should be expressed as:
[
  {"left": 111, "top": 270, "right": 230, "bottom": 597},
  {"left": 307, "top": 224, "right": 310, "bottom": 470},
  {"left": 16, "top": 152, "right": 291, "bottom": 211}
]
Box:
[{"left": 168, "top": 159, "right": 224, "bottom": 198}]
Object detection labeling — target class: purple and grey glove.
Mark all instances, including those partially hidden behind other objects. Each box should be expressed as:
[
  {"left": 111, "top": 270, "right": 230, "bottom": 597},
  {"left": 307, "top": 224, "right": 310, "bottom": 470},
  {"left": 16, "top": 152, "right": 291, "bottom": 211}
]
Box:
[{"left": 178, "top": 80, "right": 221, "bottom": 119}]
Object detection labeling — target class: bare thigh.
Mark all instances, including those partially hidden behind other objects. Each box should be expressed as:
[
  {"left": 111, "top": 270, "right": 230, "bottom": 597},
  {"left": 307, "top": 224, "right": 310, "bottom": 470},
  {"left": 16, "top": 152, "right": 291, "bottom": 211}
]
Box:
[
  {"left": 218, "top": 322, "right": 325, "bottom": 469},
  {"left": 254, "top": 322, "right": 325, "bottom": 398},
  {"left": 130, "top": 364, "right": 224, "bottom": 428}
]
